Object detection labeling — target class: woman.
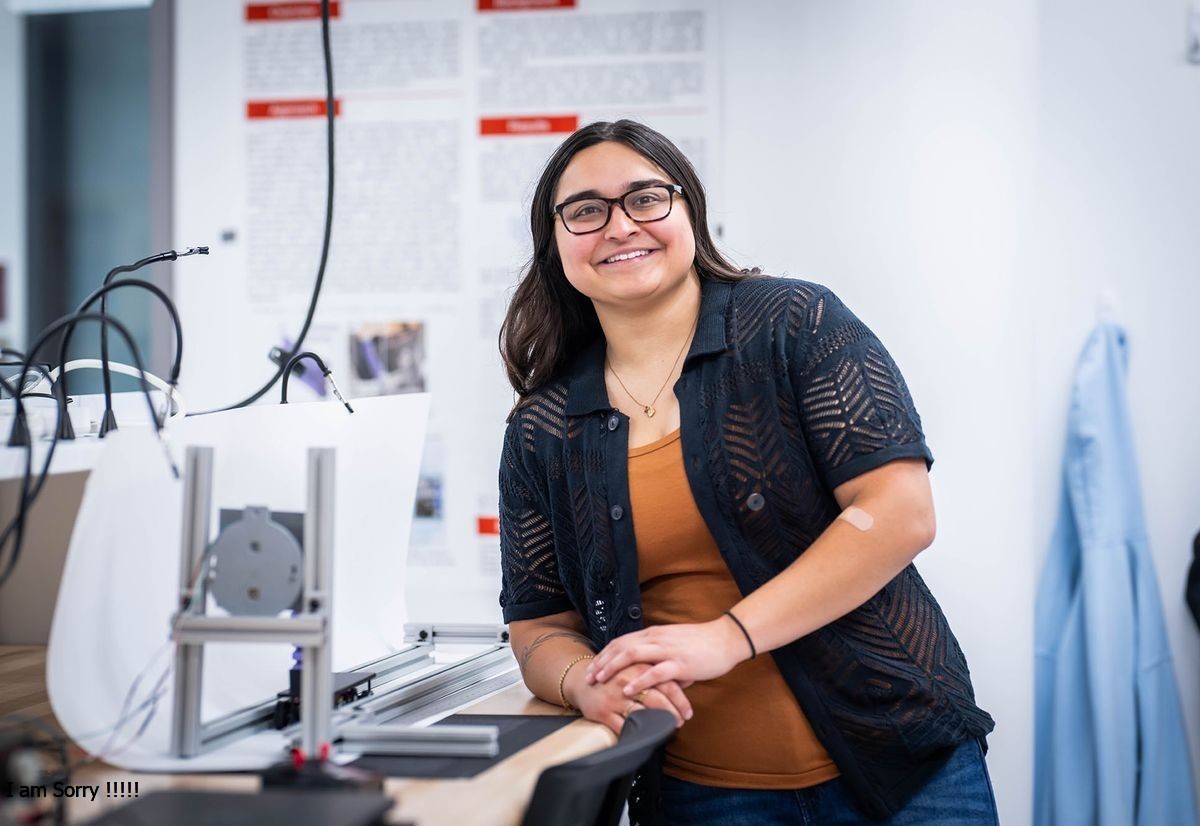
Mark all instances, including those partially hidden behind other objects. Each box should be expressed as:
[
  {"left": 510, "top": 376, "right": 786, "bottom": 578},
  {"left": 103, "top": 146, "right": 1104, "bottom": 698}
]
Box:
[{"left": 497, "top": 120, "right": 997, "bottom": 824}]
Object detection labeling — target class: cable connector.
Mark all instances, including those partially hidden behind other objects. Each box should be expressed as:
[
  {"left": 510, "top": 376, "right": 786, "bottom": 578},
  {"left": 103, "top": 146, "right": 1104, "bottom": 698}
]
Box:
[
  {"left": 280, "top": 350, "right": 352, "bottom": 413},
  {"left": 324, "top": 370, "right": 354, "bottom": 414},
  {"left": 6, "top": 410, "right": 30, "bottom": 447},
  {"left": 177, "top": 246, "right": 209, "bottom": 258}
]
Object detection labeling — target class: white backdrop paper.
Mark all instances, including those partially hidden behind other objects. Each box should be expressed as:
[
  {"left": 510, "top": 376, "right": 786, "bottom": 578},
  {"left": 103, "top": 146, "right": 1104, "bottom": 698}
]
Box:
[{"left": 46, "top": 393, "right": 429, "bottom": 770}]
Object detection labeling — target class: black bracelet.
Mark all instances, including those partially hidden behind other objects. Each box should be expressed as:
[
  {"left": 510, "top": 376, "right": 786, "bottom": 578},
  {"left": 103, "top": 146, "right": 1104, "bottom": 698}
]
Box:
[{"left": 723, "top": 610, "right": 757, "bottom": 660}]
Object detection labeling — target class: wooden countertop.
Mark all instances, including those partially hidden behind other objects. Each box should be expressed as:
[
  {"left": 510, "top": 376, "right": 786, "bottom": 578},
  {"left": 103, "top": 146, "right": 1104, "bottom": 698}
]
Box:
[{"left": 0, "top": 645, "right": 616, "bottom": 825}]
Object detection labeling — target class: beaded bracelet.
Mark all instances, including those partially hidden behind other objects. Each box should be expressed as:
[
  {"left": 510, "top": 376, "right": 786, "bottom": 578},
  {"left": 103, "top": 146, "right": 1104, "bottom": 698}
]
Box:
[{"left": 557, "top": 654, "right": 594, "bottom": 712}]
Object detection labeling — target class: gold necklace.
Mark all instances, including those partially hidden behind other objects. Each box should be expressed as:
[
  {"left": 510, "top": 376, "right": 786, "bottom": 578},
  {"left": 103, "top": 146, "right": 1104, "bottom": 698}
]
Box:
[{"left": 606, "top": 313, "right": 698, "bottom": 418}]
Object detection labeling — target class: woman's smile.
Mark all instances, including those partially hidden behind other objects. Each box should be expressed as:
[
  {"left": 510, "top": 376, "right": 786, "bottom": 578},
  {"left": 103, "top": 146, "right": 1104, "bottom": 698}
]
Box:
[{"left": 597, "top": 248, "right": 659, "bottom": 267}]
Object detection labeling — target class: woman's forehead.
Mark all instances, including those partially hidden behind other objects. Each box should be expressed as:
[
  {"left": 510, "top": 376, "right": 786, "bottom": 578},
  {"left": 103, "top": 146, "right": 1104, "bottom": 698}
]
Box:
[{"left": 554, "top": 142, "right": 671, "bottom": 202}]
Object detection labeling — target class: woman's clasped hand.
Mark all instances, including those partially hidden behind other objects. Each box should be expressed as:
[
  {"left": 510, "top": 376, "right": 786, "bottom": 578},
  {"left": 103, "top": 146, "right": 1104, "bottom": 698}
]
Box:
[
  {"left": 585, "top": 616, "right": 750, "bottom": 699},
  {"left": 566, "top": 660, "right": 694, "bottom": 734}
]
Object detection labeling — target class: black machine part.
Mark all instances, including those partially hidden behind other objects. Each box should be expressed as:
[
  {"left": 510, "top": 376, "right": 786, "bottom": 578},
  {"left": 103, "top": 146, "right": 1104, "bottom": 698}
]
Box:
[{"left": 273, "top": 671, "right": 376, "bottom": 730}]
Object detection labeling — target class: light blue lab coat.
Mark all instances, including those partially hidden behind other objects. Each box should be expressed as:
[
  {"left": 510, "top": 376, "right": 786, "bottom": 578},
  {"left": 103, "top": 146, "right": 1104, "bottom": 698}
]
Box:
[{"left": 1034, "top": 322, "right": 1197, "bottom": 826}]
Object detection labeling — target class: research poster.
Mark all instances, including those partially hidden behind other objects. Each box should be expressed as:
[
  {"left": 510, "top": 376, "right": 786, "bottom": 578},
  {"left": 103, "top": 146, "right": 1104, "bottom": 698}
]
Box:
[{"left": 174, "top": 0, "right": 721, "bottom": 620}]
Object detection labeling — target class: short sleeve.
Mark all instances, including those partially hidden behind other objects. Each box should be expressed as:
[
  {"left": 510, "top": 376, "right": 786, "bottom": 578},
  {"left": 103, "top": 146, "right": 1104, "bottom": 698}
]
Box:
[
  {"left": 790, "top": 287, "right": 933, "bottom": 491},
  {"left": 497, "top": 416, "right": 575, "bottom": 623}
]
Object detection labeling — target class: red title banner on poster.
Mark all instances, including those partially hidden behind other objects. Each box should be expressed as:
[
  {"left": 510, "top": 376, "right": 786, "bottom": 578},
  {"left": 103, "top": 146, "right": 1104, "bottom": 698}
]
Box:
[
  {"left": 480, "top": 115, "right": 578, "bottom": 136},
  {"left": 477, "top": 517, "right": 500, "bottom": 536},
  {"left": 478, "top": 0, "right": 575, "bottom": 12},
  {"left": 246, "top": 2, "right": 341, "bottom": 22},
  {"left": 247, "top": 99, "right": 341, "bottom": 119}
]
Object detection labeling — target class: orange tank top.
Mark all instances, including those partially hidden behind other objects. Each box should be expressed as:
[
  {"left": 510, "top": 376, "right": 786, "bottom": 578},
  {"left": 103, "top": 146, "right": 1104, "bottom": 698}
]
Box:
[{"left": 628, "top": 429, "right": 840, "bottom": 789}]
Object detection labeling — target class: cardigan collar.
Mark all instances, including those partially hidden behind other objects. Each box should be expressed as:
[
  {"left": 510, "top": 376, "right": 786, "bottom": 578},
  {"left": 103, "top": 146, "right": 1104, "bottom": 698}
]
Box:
[{"left": 564, "top": 279, "right": 733, "bottom": 417}]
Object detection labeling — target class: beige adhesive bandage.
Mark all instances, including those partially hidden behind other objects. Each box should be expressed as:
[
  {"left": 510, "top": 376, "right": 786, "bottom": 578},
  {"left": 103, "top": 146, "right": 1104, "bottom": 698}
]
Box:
[{"left": 838, "top": 506, "right": 875, "bottom": 532}]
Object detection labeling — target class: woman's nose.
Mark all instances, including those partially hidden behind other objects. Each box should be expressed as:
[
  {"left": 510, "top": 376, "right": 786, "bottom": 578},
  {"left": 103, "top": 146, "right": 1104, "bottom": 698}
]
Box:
[{"left": 604, "top": 205, "right": 640, "bottom": 239}]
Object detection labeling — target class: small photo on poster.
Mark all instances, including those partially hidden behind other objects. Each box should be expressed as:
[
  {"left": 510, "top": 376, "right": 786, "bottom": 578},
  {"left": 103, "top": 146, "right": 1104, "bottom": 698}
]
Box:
[
  {"left": 348, "top": 321, "right": 427, "bottom": 397},
  {"left": 415, "top": 473, "right": 443, "bottom": 521},
  {"left": 409, "top": 435, "right": 450, "bottom": 568}
]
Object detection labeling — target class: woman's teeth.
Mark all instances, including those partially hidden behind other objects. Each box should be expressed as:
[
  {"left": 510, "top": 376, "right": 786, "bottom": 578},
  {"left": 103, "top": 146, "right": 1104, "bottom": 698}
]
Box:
[{"left": 604, "top": 250, "right": 651, "bottom": 264}]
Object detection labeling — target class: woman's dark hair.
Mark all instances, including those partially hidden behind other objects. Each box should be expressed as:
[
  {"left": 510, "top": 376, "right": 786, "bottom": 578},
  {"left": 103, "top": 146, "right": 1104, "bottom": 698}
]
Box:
[{"left": 499, "top": 119, "right": 749, "bottom": 399}]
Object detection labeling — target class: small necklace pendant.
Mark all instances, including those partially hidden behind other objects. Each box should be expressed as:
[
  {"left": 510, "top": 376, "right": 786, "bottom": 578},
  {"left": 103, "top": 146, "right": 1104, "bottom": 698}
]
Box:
[{"left": 644, "top": 406, "right": 656, "bottom": 418}]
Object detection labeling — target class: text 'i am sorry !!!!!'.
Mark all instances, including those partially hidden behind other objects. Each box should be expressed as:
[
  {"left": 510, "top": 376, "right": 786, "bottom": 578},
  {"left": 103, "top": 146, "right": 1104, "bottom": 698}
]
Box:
[{"left": 4, "top": 780, "right": 140, "bottom": 800}]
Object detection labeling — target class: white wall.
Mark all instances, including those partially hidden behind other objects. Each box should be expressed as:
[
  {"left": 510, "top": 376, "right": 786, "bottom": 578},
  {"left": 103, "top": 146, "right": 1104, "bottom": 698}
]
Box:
[
  {"left": 0, "top": 5, "right": 25, "bottom": 348},
  {"left": 1032, "top": 0, "right": 1200, "bottom": 798},
  {"left": 722, "top": 3, "right": 1039, "bottom": 822}
]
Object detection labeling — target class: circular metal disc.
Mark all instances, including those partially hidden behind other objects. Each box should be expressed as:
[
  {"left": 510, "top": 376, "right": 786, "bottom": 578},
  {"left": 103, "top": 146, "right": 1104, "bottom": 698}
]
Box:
[{"left": 209, "top": 507, "right": 303, "bottom": 616}]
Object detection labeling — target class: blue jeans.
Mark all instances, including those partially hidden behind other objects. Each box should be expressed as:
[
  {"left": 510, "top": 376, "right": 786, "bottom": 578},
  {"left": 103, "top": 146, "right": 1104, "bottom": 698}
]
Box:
[{"left": 659, "top": 739, "right": 999, "bottom": 825}]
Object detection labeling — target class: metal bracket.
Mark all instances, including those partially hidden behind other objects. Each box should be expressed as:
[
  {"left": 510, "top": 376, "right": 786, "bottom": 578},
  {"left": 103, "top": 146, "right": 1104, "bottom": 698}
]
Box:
[
  {"left": 334, "top": 724, "right": 499, "bottom": 758},
  {"left": 404, "top": 623, "right": 511, "bottom": 645},
  {"left": 170, "top": 446, "right": 336, "bottom": 758}
]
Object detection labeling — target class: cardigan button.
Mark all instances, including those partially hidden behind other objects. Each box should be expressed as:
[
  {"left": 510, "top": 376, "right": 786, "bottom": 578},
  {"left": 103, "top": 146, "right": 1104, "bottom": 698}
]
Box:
[
  {"left": 627, "top": 605, "right": 642, "bottom": 620},
  {"left": 607, "top": 414, "right": 620, "bottom": 431},
  {"left": 746, "top": 492, "right": 765, "bottom": 511},
  {"left": 610, "top": 505, "right": 624, "bottom": 521}
]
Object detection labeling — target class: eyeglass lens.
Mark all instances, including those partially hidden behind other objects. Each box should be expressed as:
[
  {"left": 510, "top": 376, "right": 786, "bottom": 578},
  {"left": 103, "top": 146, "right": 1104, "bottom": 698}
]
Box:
[{"left": 561, "top": 186, "right": 674, "bottom": 233}]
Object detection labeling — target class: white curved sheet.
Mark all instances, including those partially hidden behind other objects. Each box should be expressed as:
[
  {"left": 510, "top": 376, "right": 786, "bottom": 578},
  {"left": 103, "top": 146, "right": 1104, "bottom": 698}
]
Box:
[{"left": 46, "top": 394, "right": 429, "bottom": 771}]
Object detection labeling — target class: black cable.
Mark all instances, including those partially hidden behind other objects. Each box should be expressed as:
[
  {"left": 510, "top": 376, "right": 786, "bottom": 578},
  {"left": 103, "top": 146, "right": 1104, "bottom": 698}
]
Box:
[
  {"left": 281, "top": 351, "right": 328, "bottom": 404},
  {"left": 281, "top": 351, "right": 354, "bottom": 413},
  {"left": 0, "top": 348, "right": 52, "bottom": 597},
  {"left": 0, "top": 371, "right": 33, "bottom": 593},
  {"left": 66, "top": 277, "right": 184, "bottom": 435},
  {"left": 1, "top": 355, "right": 55, "bottom": 448},
  {"left": 192, "top": 0, "right": 335, "bottom": 416},
  {"left": 0, "top": 313, "right": 156, "bottom": 589},
  {"left": 25, "top": 311, "right": 162, "bottom": 471},
  {"left": 0, "top": 314, "right": 151, "bottom": 586},
  {"left": 96, "top": 247, "right": 205, "bottom": 435}
]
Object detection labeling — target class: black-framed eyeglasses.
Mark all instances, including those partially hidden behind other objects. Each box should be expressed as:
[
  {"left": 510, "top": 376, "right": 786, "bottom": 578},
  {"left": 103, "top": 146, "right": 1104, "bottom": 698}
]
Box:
[{"left": 553, "top": 184, "right": 684, "bottom": 235}]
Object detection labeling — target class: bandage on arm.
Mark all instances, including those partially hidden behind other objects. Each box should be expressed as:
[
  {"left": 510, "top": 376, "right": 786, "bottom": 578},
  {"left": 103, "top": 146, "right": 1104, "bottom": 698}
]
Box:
[{"left": 837, "top": 505, "right": 875, "bottom": 532}]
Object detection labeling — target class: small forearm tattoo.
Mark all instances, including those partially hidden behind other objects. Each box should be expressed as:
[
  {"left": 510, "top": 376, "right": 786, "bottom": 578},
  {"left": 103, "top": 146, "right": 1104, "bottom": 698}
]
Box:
[{"left": 519, "top": 630, "right": 594, "bottom": 671}]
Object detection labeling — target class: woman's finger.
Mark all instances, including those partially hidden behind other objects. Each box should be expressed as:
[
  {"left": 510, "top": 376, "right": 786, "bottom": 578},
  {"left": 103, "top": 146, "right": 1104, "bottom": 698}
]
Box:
[
  {"left": 586, "top": 650, "right": 617, "bottom": 683},
  {"left": 652, "top": 681, "right": 693, "bottom": 721},
  {"left": 592, "top": 644, "right": 664, "bottom": 683},
  {"left": 637, "top": 689, "right": 683, "bottom": 727},
  {"left": 586, "top": 634, "right": 647, "bottom": 682},
  {"left": 583, "top": 653, "right": 606, "bottom": 684},
  {"left": 623, "top": 662, "right": 678, "bottom": 695},
  {"left": 591, "top": 649, "right": 636, "bottom": 683}
]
